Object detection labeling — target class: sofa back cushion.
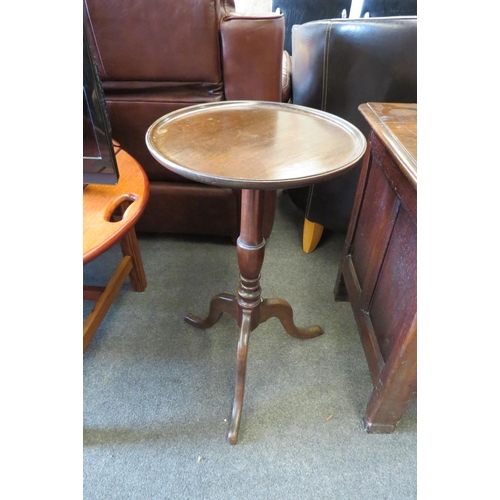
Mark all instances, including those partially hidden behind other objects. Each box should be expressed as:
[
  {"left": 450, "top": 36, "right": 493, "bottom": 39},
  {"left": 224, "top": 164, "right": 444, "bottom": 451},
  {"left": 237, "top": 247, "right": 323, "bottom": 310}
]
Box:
[{"left": 84, "top": 0, "right": 234, "bottom": 84}]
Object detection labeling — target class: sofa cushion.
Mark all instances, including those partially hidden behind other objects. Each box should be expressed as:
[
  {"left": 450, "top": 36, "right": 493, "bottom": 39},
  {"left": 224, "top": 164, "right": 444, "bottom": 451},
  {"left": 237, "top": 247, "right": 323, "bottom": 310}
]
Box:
[{"left": 84, "top": 0, "right": 234, "bottom": 83}]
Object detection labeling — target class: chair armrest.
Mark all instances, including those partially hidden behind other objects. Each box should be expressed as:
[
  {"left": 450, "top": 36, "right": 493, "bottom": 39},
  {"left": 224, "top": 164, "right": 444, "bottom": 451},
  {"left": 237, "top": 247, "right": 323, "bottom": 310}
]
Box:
[{"left": 220, "top": 13, "right": 285, "bottom": 102}]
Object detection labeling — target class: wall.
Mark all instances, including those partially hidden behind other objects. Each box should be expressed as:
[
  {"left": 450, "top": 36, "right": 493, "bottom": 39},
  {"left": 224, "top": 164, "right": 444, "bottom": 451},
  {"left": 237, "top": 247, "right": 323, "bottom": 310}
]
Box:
[{"left": 234, "top": 0, "right": 273, "bottom": 13}]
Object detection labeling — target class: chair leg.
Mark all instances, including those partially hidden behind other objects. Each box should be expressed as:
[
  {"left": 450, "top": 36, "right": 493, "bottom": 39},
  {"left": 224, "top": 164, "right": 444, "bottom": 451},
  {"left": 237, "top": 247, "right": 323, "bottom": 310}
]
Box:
[{"left": 302, "top": 218, "right": 324, "bottom": 253}]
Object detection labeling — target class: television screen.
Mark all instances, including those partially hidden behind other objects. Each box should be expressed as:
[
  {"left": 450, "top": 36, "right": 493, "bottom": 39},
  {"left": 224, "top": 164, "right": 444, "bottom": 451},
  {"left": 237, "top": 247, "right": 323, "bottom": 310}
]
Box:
[{"left": 83, "top": 26, "right": 119, "bottom": 185}]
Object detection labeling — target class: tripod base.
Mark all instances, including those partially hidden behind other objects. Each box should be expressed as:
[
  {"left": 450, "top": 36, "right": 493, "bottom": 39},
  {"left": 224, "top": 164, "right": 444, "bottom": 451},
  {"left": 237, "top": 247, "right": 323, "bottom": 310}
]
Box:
[{"left": 185, "top": 292, "right": 323, "bottom": 444}]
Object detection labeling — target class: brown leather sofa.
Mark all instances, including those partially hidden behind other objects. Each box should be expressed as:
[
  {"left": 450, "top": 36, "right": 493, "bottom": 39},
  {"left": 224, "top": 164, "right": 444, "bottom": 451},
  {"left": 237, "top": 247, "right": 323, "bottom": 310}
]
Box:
[
  {"left": 286, "top": 16, "right": 417, "bottom": 250},
  {"left": 84, "top": 0, "right": 286, "bottom": 242}
]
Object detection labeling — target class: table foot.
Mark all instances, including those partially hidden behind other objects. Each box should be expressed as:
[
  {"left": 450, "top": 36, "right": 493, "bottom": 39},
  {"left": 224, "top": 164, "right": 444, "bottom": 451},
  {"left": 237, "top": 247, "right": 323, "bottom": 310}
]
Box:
[
  {"left": 184, "top": 293, "right": 238, "bottom": 329},
  {"left": 227, "top": 311, "right": 252, "bottom": 445},
  {"left": 260, "top": 298, "right": 323, "bottom": 339}
]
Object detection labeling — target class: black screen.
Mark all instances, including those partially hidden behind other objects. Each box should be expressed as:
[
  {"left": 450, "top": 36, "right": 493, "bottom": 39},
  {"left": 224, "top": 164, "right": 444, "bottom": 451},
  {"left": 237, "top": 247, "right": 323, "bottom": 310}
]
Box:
[{"left": 83, "top": 26, "right": 119, "bottom": 185}]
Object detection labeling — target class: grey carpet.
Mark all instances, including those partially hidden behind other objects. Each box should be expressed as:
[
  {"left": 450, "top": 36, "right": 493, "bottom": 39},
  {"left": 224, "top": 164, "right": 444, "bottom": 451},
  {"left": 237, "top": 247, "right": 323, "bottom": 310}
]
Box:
[{"left": 83, "top": 190, "right": 416, "bottom": 499}]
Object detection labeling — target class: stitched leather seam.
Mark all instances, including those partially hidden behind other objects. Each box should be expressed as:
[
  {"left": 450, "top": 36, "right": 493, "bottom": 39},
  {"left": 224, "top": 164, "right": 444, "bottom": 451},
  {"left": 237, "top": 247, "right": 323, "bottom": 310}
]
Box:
[
  {"left": 309, "top": 22, "right": 334, "bottom": 216},
  {"left": 305, "top": 182, "right": 315, "bottom": 215},
  {"left": 321, "top": 22, "right": 332, "bottom": 111}
]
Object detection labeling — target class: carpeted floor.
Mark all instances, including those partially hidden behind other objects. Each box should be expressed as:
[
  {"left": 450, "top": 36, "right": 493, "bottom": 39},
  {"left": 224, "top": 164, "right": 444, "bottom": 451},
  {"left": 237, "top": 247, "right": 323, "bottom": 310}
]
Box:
[{"left": 83, "top": 190, "right": 416, "bottom": 499}]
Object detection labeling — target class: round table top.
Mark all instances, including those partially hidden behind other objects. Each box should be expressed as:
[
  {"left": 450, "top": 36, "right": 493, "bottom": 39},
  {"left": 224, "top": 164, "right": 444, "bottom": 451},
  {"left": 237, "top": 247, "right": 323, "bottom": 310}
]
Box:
[
  {"left": 83, "top": 146, "right": 149, "bottom": 264},
  {"left": 146, "top": 101, "right": 366, "bottom": 190}
]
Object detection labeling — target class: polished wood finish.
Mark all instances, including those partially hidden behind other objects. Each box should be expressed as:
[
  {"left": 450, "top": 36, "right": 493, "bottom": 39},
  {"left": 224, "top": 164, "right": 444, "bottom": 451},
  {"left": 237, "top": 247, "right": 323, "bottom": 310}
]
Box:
[
  {"left": 147, "top": 101, "right": 366, "bottom": 443},
  {"left": 83, "top": 146, "right": 149, "bottom": 264},
  {"left": 83, "top": 146, "right": 149, "bottom": 352},
  {"left": 146, "top": 101, "right": 366, "bottom": 190},
  {"left": 335, "top": 102, "right": 417, "bottom": 433},
  {"left": 357, "top": 102, "right": 416, "bottom": 187}
]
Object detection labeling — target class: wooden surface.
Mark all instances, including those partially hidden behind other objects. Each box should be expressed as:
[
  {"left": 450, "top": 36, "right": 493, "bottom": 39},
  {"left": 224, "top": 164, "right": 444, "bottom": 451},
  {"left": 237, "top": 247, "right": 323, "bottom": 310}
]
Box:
[
  {"left": 146, "top": 101, "right": 366, "bottom": 190},
  {"left": 335, "top": 102, "right": 417, "bottom": 433},
  {"left": 83, "top": 146, "right": 149, "bottom": 352},
  {"left": 83, "top": 145, "right": 150, "bottom": 265},
  {"left": 358, "top": 102, "right": 416, "bottom": 187},
  {"left": 147, "top": 100, "right": 366, "bottom": 443}
]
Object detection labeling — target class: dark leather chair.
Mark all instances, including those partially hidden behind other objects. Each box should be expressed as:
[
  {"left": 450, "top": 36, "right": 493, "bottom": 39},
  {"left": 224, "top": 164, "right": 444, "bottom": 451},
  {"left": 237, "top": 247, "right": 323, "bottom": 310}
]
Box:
[
  {"left": 84, "top": 0, "right": 286, "bottom": 242},
  {"left": 287, "top": 16, "right": 417, "bottom": 252},
  {"left": 272, "top": 0, "right": 351, "bottom": 54},
  {"left": 360, "top": 0, "right": 417, "bottom": 18}
]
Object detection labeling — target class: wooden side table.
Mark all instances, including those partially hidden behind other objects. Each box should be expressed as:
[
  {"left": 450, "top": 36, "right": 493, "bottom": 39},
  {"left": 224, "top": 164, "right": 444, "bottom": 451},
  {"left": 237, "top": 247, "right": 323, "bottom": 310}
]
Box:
[
  {"left": 335, "top": 102, "right": 417, "bottom": 433},
  {"left": 83, "top": 145, "right": 149, "bottom": 352},
  {"left": 146, "top": 101, "right": 366, "bottom": 443}
]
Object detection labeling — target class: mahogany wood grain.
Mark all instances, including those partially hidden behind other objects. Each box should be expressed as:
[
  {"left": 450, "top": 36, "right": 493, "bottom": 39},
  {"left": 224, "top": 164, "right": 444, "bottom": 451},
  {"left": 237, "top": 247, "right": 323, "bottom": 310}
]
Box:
[
  {"left": 357, "top": 102, "right": 416, "bottom": 188},
  {"left": 335, "top": 102, "right": 417, "bottom": 433},
  {"left": 187, "top": 188, "right": 323, "bottom": 445},
  {"left": 146, "top": 101, "right": 366, "bottom": 190},
  {"left": 147, "top": 101, "right": 366, "bottom": 444},
  {"left": 83, "top": 146, "right": 149, "bottom": 352}
]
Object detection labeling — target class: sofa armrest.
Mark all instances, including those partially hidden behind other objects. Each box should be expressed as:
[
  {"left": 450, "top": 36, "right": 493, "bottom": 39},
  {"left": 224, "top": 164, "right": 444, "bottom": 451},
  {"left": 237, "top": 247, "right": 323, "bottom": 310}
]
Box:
[{"left": 220, "top": 13, "right": 285, "bottom": 102}]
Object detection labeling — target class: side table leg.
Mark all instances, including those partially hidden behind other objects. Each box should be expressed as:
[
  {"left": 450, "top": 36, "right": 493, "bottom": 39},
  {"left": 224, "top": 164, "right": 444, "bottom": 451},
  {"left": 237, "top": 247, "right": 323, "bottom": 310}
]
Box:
[
  {"left": 185, "top": 189, "right": 325, "bottom": 444},
  {"left": 185, "top": 293, "right": 238, "bottom": 329},
  {"left": 260, "top": 298, "right": 323, "bottom": 339},
  {"left": 227, "top": 310, "right": 252, "bottom": 445},
  {"left": 227, "top": 189, "right": 266, "bottom": 444}
]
